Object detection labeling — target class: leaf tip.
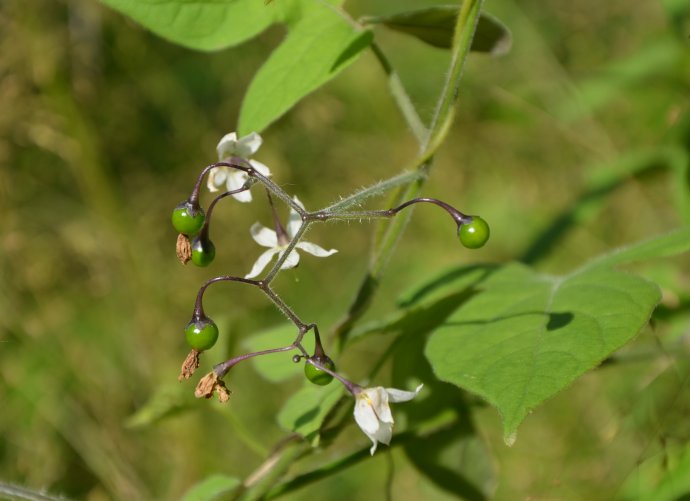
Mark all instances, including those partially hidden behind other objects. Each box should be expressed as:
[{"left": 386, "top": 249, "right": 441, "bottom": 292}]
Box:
[{"left": 503, "top": 431, "right": 517, "bottom": 447}]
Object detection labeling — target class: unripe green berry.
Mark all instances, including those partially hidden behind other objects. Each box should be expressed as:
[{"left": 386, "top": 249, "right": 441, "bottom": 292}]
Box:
[
  {"left": 458, "top": 216, "right": 490, "bottom": 249},
  {"left": 185, "top": 318, "right": 219, "bottom": 351},
  {"left": 172, "top": 202, "right": 205, "bottom": 236},
  {"left": 304, "top": 357, "right": 336, "bottom": 386},
  {"left": 191, "top": 237, "right": 215, "bottom": 267}
]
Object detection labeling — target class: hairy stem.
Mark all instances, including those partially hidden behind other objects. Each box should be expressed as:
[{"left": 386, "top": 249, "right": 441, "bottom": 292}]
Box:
[{"left": 332, "top": 0, "right": 485, "bottom": 347}]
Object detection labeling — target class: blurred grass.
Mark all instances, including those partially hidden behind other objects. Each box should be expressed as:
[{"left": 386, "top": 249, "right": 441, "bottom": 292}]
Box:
[{"left": 0, "top": 0, "right": 688, "bottom": 499}]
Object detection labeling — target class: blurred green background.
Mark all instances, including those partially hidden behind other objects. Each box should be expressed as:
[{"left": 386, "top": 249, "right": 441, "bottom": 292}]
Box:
[{"left": 1, "top": 0, "right": 689, "bottom": 499}]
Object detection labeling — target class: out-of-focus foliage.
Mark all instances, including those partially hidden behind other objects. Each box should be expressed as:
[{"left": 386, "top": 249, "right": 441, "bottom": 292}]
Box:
[{"left": 1, "top": 0, "right": 689, "bottom": 500}]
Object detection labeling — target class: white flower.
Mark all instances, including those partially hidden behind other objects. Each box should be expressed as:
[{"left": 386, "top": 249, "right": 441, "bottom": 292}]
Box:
[
  {"left": 244, "top": 197, "right": 337, "bottom": 279},
  {"left": 207, "top": 132, "right": 271, "bottom": 203},
  {"left": 353, "top": 384, "right": 423, "bottom": 455}
]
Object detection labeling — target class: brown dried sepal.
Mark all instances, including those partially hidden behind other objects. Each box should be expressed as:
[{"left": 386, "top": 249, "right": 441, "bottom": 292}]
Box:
[
  {"left": 195, "top": 372, "right": 231, "bottom": 403},
  {"left": 178, "top": 349, "right": 200, "bottom": 381},
  {"left": 176, "top": 233, "right": 192, "bottom": 265}
]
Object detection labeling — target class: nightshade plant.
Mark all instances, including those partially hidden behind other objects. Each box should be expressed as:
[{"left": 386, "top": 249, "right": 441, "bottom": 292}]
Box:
[
  {"left": 97, "top": 0, "right": 690, "bottom": 498},
  {"left": 172, "top": 132, "right": 486, "bottom": 433}
]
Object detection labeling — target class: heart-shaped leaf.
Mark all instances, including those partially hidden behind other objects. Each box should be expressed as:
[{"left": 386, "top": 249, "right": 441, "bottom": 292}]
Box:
[{"left": 426, "top": 263, "right": 660, "bottom": 443}]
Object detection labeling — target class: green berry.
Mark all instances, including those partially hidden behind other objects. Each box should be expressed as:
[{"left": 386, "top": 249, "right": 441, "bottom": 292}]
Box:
[
  {"left": 304, "top": 357, "right": 336, "bottom": 386},
  {"left": 458, "top": 216, "right": 490, "bottom": 249},
  {"left": 185, "top": 318, "right": 219, "bottom": 351},
  {"left": 172, "top": 202, "right": 205, "bottom": 236},
  {"left": 191, "top": 237, "right": 215, "bottom": 267}
]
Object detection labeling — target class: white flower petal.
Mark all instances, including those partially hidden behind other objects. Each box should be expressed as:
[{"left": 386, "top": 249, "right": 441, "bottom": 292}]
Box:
[
  {"left": 244, "top": 248, "right": 281, "bottom": 279},
  {"left": 226, "top": 171, "right": 252, "bottom": 202},
  {"left": 284, "top": 198, "right": 302, "bottom": 237},
  {"left": 386, "top": 384, "right": 424, "bottom": 403},
  {"left": 295, "top": 241, "right": 338, "bottom": 258},
  {"left": 279, "top": 249, "right": 300, "bottom": 270},
  {"left": 226, "top": 170, "right": 248, "bottom": 191},
  {"left": 216, "top": 132, "right": 239, "bottom": 159},
  {"left": 232, "top": 189, "right": 253, "bottom": 203},
  {"left": 354, "top": 391, "right": 394, "bottom": 455},
  {"left": 371, "top": 420, "right": 393, "bottom": 447},
  {"left": 250, "top": 223, "right": 278, "bottom": 248},
  {"left": 286, "top": 216, "right": 303, "bottom": 239},
  {"left": 207, "top": 167, "right": 227, "bottom": 192},
  {"left": 361, "top": 387, "right": 393, "bottom": 424},
  {"left": 236, "top": 132, "right": 262, "bottom": 157},
  {"left": 354, "top": 396, "right": 381, "bottom": 436},
  {"left": 249, "top": 159, "right": 271, "bottom": 177},
  {"left": 353, "top": 385, "right": 422, "bottom": 455}
]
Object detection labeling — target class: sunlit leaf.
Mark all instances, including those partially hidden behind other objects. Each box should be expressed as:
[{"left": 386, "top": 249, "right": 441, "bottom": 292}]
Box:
[
  {"left": 426, "top": 262, "right": 661, "bottom": 443},
  {"left": 181, "top": 474, "right": 240, "bottom": 501},
  {"left": 98, "top": 0, "right": 283, "bottom": 51},
  {"left": 363, "top": 5, "right": 511, "bottom": 54},
  {"left": 238, "top": 9, "right": 373, "bottom": 134}
]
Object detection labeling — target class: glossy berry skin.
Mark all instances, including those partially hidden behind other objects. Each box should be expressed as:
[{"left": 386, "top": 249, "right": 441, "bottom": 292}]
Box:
[
  {"left": 172, "top": 202, "right": 205, "bottom": 236},
  {"left": 304, "top": 357, "right": 336, "bottom": 386},
  {"left": 185, "top": 318, "right": 219, "bottom": 351},
  {"left": 191, "top": 237, "right": 216, "bottom": 267},
  {"left": 459, "top": 216, "right": 490, "bottom": 249}
]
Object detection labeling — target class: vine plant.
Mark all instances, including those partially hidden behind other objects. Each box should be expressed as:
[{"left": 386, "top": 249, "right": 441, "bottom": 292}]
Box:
[{"left": 100, "top": 0, "right": 690, "bottom": 498}]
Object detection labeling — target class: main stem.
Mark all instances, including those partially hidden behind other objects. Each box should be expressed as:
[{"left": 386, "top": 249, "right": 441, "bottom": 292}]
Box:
[{"left": 332, "top": 0, "right": 484, "bottom": 347}]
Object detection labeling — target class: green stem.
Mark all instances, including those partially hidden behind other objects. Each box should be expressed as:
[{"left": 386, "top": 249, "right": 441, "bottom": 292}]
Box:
[
  {"left": 332, "top": 0, "right": 485, "bottom": 346},
  {"left": 424, "top": 0, "right": 484, "bottom": 151},
  {"left": 370, "top": 42, "right": 428, "bottom": 144}
]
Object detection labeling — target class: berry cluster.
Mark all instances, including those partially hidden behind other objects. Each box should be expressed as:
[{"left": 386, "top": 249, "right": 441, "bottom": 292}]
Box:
[{"left": 171, "top": 134, "right": 489, "bottom": 403}]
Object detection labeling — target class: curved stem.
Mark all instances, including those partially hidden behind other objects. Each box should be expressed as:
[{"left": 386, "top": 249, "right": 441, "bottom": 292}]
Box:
[
  {"left": 261, "top": 285, "right": 308, "bottom": 331},
  {"left": 189, "top": 159, "right": 252, "bottom": 206},
  {"left": 311, "top": 197, "right": 471, "bottom": 226},
  {"left": 214, "top": 344, "right": 297, "bottom": 378},
  {"left": 197, "top": 186, "right": 250, "bottom": 241},
  {"left": 193, "top": 275, "right": 262, "bottom": 319},
  {"left": 305, "top": 358, "right": 358, "bottom": 395}
]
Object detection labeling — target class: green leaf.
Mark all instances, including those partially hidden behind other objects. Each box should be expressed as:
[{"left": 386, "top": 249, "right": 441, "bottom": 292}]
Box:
[
  {"left": 243, "top": 323, "right": 309, "bottom": 383},
  {"left": 425, "top": 262, "right": 661, "bottom": 443},
  {"left": 363, "top": 6, "right": 511, "bottom": 54},
  {"left": 238, "top": 9, "right": 373, "bottom": 134},
  {"left": 98, "top": 0, "right": 283, "bottom": 51},
  {"left": 277, "top": 382, "right": 344, "bottom": 445},
  {"left": 181, "top": 474, "right": 240, "bottom": 501}
]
